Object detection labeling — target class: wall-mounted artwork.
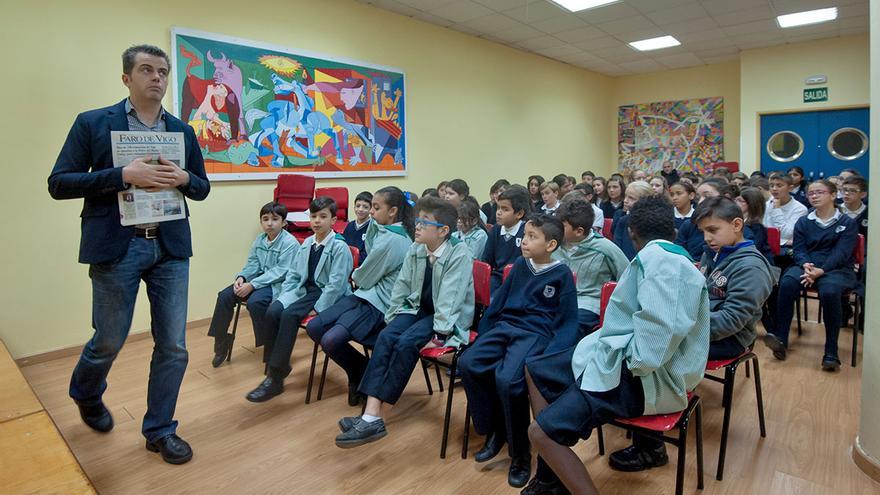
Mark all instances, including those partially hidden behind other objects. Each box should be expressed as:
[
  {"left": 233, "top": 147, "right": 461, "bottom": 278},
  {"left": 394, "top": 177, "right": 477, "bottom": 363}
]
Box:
[
  {"left": 171, "top": 28, "right": 406, "bottom": 181},
  {"left": 618, "top": 97, "right": 723, "bottom": 175}
]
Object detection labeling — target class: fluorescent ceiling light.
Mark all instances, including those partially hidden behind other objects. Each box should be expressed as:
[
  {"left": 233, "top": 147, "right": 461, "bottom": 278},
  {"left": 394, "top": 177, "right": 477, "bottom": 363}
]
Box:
[
  {"left": 549, "top": 0, "right": 621, "bottom": 13},
  {"left": 777, "top": 7, "right": 838, "bottom": 28},
  {"left": 629, "top": 35, "right": 681, "bottom": 51}
]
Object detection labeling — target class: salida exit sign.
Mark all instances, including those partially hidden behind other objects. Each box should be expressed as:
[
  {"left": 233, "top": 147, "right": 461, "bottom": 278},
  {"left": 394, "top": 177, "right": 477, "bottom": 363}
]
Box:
[{"left": 804, "top": 87, "right": 828, "bottom": 103}]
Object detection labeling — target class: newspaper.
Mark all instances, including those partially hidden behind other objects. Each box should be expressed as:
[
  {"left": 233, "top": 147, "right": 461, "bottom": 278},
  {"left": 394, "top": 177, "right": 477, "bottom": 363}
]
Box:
[{"left": 111, "top": 131, "right": 186, "bottom": 226}]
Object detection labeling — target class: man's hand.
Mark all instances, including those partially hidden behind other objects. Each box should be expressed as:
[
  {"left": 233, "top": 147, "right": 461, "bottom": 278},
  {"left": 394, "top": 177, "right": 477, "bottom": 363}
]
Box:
[
  {"left": 233, "top": 276, "right": 245, "bottom": 291},
  {"left": 122, "top": 156, "right": 176, "bottom": 190},
  {"left": 158, "top": 156, "right": 190, "bottom": 189},
  {"left": 234, "top": 282, "right": 254, "bottom": 298}
]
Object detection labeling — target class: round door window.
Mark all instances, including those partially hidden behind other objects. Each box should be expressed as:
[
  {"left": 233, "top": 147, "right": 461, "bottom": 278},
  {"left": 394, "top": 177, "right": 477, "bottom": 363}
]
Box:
[
  {"left": 767, "top": 131, "right": 804, "bottom": 162},
  {"left": 827, "top": 127, "right": 868, "bottom": 161}
]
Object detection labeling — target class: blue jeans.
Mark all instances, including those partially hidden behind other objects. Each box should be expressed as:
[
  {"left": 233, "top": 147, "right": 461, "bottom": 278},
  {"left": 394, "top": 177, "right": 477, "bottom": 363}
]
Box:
[{"left": 69, "top": 238, "right": 189, "bottom": 442}]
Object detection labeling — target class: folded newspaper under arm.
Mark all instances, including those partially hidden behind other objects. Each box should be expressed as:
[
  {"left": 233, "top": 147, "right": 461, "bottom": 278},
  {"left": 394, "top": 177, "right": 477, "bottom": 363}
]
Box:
[{"left": 111, "top": 131, "right": 187, "bottom": 226}]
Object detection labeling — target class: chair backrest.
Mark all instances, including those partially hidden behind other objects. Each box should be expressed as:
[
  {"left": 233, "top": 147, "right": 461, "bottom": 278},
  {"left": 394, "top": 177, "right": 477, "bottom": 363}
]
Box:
[
  {"left": 603, "top": 218, "right": 614, "bottom": 240},
  {"left": 349, "top": 246, "right": 360, "bottom": 271},
  {"left": 274, "top": 174, "right": 315, "bottom": 213},
  {"left": 315, "top": 187, "right": 349, "bottom": 222},
  {"left": 712, "top": 161, "right": 739, "bottom": 173},
  {"left": 766, "top": 227, "right": 781, "bottom": 257},
  {"left": 854, "top": 234, "right": 865, "bottom": 265},
  {"left": 598, "top": 281, "right": 617, "bottom": 328},
  {"left": 473, "top": 260, "right": 492, "bottom": 308},
  {"left": 502, "top": 263, "right": 513, "bottom": 282}
]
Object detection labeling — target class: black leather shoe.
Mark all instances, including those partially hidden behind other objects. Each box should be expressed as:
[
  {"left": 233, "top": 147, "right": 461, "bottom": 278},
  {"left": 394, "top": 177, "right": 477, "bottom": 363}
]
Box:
[
  {"left": 508, "top": 455, "right": 532, "bottom": 488},
  {"left": 245, "top": 377, "right": 284, "bottom": 402},
  {"left": 474, "top": 432, "right": 506, "bottom": 463},
  {"left": 212, "top": 335, "right": 232, "bottom": 368},
  {"left": 763, "top": 333, "right": 787, "bottom": 361},
  {"left": 821, "top": 355, "right": 841, "bottom": 372},
  {"left": 520, "top": 477, "right": 571, "bottom": 495},
  {"left": 335, "top": 417, "right": 387, "bottom": 448},
  {"left": 608, "top": 444, "right": 669, "bottom": 472},
  {"left": 146, "top": 434, "right": 193, "bottom": 465},
  {"left": 76, "top": 401, "right": 114, "bottom": 433},
  {"left": 347, "top": 382, "right": 365, "bottom": 407},
  {"left": 338, "top": 416, "right": 359, "bottom": 432}
]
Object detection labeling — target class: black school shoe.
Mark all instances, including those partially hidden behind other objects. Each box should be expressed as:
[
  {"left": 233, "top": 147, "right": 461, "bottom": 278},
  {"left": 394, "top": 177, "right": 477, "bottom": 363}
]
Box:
[
  {"left": 520, "top": 477, "right": 571, "bottom": 495},
  {"left": 245, "top": 377, "right": 284, "bottom": 402},
  {"left": 338, "top": 416, "right": 359, "bottom": 432},
  {"left": 75, "top": 400, "right": 114, "bottom": 433},
  {"left": 212, "top": 335, "right": 232, "bottom": 368},
  {"left": 608, "top": 445, "right": 669, "bottom": 472},
  {"left": 508, "top": 455, "right": 532, "bottom": 488},
  {"left": 347, "top": 382, "right": 366, "bottom": 407},
  {"left": 335, "top": 417, "right": 387, "bottom": 448},
  {"left": 763, "top": 333, "right": 787, "bottom": 361},
  {"left": 146, "top": 434, "right": 193, "bottom": 465},
  {"left": 821, "top": 355, "right": 841, "bottom": 372},
  {"left": 474, "top": 432, "right": 506, "bottom": 462}
]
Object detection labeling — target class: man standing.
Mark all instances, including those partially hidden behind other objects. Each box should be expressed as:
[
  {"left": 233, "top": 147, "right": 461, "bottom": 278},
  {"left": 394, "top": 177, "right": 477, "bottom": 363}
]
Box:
[{"left": 48, "top": 45, "right": 209, "bottom": 464}]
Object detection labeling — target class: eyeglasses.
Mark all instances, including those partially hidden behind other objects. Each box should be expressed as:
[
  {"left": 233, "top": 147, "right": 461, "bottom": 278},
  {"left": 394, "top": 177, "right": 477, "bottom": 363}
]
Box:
[
  {"left": 415, "top": 218, "right": 446, "bottom": 229},
  {"left": 807, "top": 190, "right": 830, "bottom": 197},
  {"left": 841, "top": 188, "right": 862, "bottom": 194}
]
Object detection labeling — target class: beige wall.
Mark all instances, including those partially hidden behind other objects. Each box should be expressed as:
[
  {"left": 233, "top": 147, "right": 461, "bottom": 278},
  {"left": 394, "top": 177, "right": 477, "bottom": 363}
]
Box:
[
  {"left": 739, "top": 34, "right": 869, "bottom": 174},
  {"left": 610, "top": 61, "right": 741, "bottom": 170},
  {"left": 0, "top": 0, "right": 613, "bottom": 358}
]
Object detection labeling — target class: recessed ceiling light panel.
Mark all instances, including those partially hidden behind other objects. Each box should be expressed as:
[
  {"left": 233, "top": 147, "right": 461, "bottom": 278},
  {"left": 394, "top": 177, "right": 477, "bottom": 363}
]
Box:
[
  {"left": 777, "top": 7, "right": 838, "bottom": 28},
  {"left": 549, "top": 0, "right": 621, "bottom": 13},
  {"left": 629, "top": 35, "right": 681, "bottom": 51}
]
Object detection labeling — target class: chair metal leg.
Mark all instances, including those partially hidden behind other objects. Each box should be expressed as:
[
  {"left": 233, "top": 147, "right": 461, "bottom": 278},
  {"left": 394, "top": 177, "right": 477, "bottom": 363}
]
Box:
[
  {"left": 676, "top": 419, "right": 689, "bottom": 495},
  {"left": 852, "top": 296, "right": 860, "bottom": 367},
  {"left": 817, "top": 300, "right": 823, "bottom": 324},
  {"left": 596, "top": 425, "right": 605, "bottom": 456},
  {"left": 440, "top": 355, "right": 459, "bottom": 459},
  {"left": 421, "top": 360, "right": 434, "bottom": 395},
  {"left": 695, "top": 401, "right": 704, "bottom": 490},
  {"left": 716, "top": 365, "right": 737, "bottom": 481},
  {"left": 305, "top": 342, "right": 319, "bottom": 404},
  {"left": 745, "top": 360, "right": 750, "bottom": 378},
  {"left": 796, "top": 292, "right": 803, "bottom": 336},
  {"left": 316, "top": 354, "right": 330, "bottom": 401},
  {"left": 461, "top": 405, "right": 471, "bottom": 459},
  {"left": 228, "top": 303, "right": 242, "bottom": 362},
  {"left": 752, "top": 357, "right": 767, "bottom": 437},
  {"left": 435, "top": 361, "right": 445, "bottom": 393}
]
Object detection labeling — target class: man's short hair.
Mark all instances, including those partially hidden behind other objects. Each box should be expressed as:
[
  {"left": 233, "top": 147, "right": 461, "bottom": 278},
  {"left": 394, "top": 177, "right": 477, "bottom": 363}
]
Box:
[
  {"left": 552, "top": 174, "right": 569, "bottom": 188},
  {"left": 692, "top": 197, "right": 743, "bottom": 225},
  {"left": 768, "top": 172, "right": 793, "bottom": 185},
  {"left": 497, "top": 184, "right": 532, "bottom": 216},
  {"left": 446, "top": 178, "right": 470, "bottom": 197},
  {"left": 628, "top": 196, "right": 676, "bottom": 242},
  {"left": 843, "top": 175, "right": 868, "bottom": 192},
  {"left": 556, "top": 198, "right": 595, "bottom": 232},
  {"left": 355, "top": 191, "right": 373, "bottom": 204},
  {"left": 310, "top": 196, "right": 338, "bottom": 216},
  {"left": 260, "top": 201, "right": 288, "bottom": 219},
  {"left": 122, "top": 45, "right": 170, "bottom": 75},
  {"left": 527, "top": 213, "right": 564, "bottom": 251},
  {"left": 416, "top": 196, "right": 458, "bottom": 239},
  {"left": 572, "top": 182, "right": 595, "bottom": 197}
]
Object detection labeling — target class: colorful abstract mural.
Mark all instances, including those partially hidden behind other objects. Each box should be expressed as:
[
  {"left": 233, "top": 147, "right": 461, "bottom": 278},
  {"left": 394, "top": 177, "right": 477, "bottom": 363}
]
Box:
[
  {"left": 617, "top": 97, "right": 723, "bottom": 175},
  {"left": 171, "top": 28, "right": 406, "bottom": 180}
]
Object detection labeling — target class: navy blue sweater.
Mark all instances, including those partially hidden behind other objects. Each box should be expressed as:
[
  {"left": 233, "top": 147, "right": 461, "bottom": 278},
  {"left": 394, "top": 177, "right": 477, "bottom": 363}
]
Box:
[
  {"left": 481, "top": 222, "right": 526, "bottom": 284},
  {"left": 792, "top": 214, "right": 858, "bottom": 271},
  {"left": 342, "top": 220, "right": 369, "bottom": 264},
  {"left": 675, "top": 220, "right": 710, "bottom": 260},
  {"left": 744, "top": 223, "right": 774, "bottom": 263},
  {"left": 612, "top": 211, "right": 637, "bottom": 260},
  {"left": 479, "top": 257, "right": 578, "bottom": 341},
  {"left": 601, "top": 200, "right": 623, "bottom": 222}
]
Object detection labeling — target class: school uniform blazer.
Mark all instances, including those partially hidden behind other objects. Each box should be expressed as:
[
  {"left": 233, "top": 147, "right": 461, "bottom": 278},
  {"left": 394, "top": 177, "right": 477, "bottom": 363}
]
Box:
[
  {"left": 237, "top": 230, "right": 300, "bottom": 298},
  {"left": 571, "top": 240, "right": 710, "bottom": 416},
  {"left": 276, "top": 233, "right": 353, "bottom": 311},
  {"left": 552, "top": 231, "right": 629, "bottom": 314},
  {"left": 453, "top": 227, "right": 489, "bottom": 261},
  {"left": 385, "top": 238, "right": 475, "bottom": 348},
  {"left": 351, "top": 221, "right": 412, "bottom": 314},
  {"left": 48, "top": 99, "right": 210, "bottom": 264}
]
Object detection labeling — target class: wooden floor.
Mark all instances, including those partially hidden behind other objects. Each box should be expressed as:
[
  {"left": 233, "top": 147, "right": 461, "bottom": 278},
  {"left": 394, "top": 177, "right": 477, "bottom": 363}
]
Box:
[{"left": 20, "top": 309, "right": 879, "bottom": 495}]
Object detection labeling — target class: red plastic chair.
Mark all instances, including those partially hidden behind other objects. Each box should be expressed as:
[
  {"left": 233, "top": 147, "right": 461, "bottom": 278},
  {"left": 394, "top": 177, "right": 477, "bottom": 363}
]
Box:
[
  {"left": 596, "top": 393, "right": 704, "bottom": 495},
  {"left": 305, "top": 246, "right": 361, "bottom": 404},
  {"left": 703, "top": 351, "right": 766, "bottom": 480},
  {"left": 796, "top": 234, "right": 864, "bottom": 366},
  {"left": 603, "top": 218, "right": 614, "bottom": 240},
  {"left": 766, "top": 227, "right": 781, "bottom": 257},
  {"left": 598, "top": 281, "right": 616, "bottom": 328},
  {"left": 274, "top": 173, "right": 315, "bottom": 213},
  {"left": 418, "top": 260, "right": 490, "bottom": 458},
  {"left": 315, "top": 186, "right": 350, "bottom": 233},
  {"left": 711, "top": 161, "right": 739, "bottom": 173}
]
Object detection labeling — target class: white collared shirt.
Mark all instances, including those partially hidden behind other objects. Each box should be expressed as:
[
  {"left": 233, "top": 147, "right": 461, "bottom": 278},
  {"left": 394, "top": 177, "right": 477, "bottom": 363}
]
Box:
[
  {"left": 592, "top": 203, "right": 605, "bottom": 229},
  {"left": 807, "top": 209, "right": 842, "bottom": 228},
  {"left": 500, "top": 220, "right": 523, "bottom": 238},
  {"left": 840, "top": 203, "right": 866, "bottom": 220},
  {"left": 427, "top": 241, "right": 448, "bottom": 261},
  {"left": 528, "top": 258, "right": 561, "bottom": 274},
  {"left": 354, "top": 219, "right": 370, "bottom": 229},
  {"left": 541, "top": 203, "right": 558, "bottom": 214},
  {"left": 674, "top": 206, "right": 695, "bottom": 219},
  {"left": 313, "top": 230, "right": 335, "bottom": 250}
]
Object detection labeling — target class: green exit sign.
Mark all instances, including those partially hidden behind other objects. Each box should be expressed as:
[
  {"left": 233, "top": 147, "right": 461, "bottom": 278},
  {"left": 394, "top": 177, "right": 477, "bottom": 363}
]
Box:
[{"left": 804, "top": 87, "right": 828, "bottom": 103}]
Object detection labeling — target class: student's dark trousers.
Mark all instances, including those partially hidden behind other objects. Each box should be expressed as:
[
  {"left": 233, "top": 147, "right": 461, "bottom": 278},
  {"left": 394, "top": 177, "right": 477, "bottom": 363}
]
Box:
[
  {"left": 459, "top": 321, "right": 551, "bottom": 459},
  {"left": 358, "top": 312, "right": 436, "bottom": 404},
  {"left": 263, "top": 285, "right": 322, "bottom": 379},
  {"left": 207, "top": 285, "right": 273, "bottom": 352}
]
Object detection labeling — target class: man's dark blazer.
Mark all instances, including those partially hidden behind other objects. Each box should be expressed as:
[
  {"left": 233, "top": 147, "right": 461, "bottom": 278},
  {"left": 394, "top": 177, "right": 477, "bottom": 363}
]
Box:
[{"left": 49, "top": 99, "right": 210, "bottom": 264}]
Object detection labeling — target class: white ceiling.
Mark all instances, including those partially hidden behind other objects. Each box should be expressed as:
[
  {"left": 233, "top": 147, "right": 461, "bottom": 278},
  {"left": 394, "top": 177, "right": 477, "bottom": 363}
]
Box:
[{"left": 357, "top": 0, "right": 869, "bottom": 76}]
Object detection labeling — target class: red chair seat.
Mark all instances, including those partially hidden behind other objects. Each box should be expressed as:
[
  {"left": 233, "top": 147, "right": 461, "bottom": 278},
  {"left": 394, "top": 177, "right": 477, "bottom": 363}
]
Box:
[
  {"left": 615, "top": 393, "right": 694, "bottom": 432},
  {"left": 420, "top": 332, "right": 477, "bottom": 359},
  {"left": 705, "top": 351, "right": 751, "bottom": 372},
  {"left": 300, "top": 315, "right": 316, "bottom": 326}
]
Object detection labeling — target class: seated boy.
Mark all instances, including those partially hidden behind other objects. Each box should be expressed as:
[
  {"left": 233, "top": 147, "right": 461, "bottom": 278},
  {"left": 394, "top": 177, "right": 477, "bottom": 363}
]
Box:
[
  {"left": 246, "top": 196, "right": 353, "bottom": 402},
  {"left": 482, "top": 184, "right": 530, "bottom": 292},
  {"left": 694, "top": 197, "right": 773, "bottom": 360},
  {"left": 334, "top": 196, "right": 474, "bottom": 447},
  {"left": 763, "top": 172, "right": 808, "bottom": 266},
  {"left": 459, "top": 214, "right": 578, "bottom": 488},
  {"left": 571, "top": 183, "right": 605, "bottom": 231},
  {"left": 207, "top": 202, "right": 299, "bottom": 367},
  {"left": 840, "top": 175, "right": 868, "bottom": 241},
  {"left": 521, "top": 196, "right": 709, "bottom": 495},
  {"left": 342, "top": 191, "right": 372, "bottom": 265},
  {"left": 550, "top": 198, "right": 628, "bottom": 352}
]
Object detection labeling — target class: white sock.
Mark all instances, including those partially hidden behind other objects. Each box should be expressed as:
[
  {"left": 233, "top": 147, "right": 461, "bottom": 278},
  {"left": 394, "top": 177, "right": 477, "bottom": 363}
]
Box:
[{"left": 361, "top": 414, "right": 381, "bottom": 423}]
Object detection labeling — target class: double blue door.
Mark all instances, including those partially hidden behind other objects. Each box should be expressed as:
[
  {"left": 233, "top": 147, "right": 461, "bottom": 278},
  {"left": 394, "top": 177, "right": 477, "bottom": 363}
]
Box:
[{"left": 760, "top": 108, "right": 869, "bottom": 179}]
